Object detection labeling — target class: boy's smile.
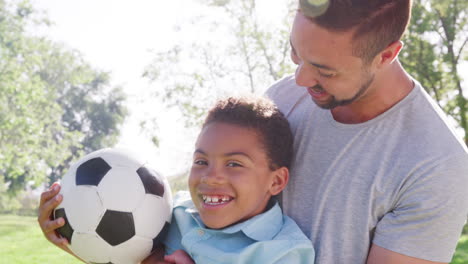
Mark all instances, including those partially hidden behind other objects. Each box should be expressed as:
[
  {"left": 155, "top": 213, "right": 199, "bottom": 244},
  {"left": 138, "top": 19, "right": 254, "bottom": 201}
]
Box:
[{"left": 189, "top": 122, "right": 284, "bottom": 229}]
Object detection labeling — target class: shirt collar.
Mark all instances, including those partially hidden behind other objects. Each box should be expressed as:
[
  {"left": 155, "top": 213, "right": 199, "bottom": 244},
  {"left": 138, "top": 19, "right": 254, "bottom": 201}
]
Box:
[{"left": 186, "top": 200, "right": 284, "bottom": 242}]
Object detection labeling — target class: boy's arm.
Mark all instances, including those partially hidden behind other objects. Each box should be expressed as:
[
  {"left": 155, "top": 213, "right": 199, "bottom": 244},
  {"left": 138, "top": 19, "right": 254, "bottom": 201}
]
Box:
[{"left": 37, "top": 182, "right": 85, "bottom": 262}]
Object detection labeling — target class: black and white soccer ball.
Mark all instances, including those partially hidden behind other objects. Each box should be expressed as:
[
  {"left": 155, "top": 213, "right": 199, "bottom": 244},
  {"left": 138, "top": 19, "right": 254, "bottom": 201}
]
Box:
[{"left": 53, "top": 148, "right": 172, "bottom": 264}]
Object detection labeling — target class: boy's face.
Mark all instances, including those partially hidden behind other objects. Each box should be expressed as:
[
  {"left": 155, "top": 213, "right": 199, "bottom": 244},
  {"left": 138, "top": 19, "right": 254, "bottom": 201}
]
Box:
[{"left": 189, "top": 122, "right": 284, "bottom": 229}]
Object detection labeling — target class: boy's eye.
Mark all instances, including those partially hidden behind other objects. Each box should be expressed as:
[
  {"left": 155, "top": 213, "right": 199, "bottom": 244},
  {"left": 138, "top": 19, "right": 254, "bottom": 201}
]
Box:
[
  {"left": 226, "top": 161, "right": 242, "bottom": 168},
  {"left": 194, "top": 159, "right": 207, "bottom": 166}
]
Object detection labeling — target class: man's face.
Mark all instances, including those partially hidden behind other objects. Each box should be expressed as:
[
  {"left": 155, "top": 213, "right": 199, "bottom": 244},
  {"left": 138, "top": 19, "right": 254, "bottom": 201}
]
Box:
[{"left": 290, "top": 11, "right": 376, "bottom": 109}]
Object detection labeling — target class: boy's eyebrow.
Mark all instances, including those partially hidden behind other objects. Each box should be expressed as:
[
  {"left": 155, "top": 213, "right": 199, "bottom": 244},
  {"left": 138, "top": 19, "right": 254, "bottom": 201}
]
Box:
[
  {"left": 194, "top": 149, "right": 253, "bottom": 161},
  {"left": 289, "top": 38, "right": 337, "bottom": 71},
  {"left": 224, "top": 152, "right": 253, "bottom": 161}
]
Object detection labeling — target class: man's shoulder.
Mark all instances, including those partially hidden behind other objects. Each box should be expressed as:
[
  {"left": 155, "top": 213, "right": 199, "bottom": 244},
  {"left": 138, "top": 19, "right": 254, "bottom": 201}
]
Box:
[
  {"left": 402, "top": 83, "right": 468, "bottom": 155},
  {"left": 265, "top": 75, "right": 309, "bottom": 116}
]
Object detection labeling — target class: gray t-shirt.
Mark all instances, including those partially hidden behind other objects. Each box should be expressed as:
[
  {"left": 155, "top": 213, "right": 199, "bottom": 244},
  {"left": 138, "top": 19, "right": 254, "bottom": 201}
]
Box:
[{"left": 266, "top": 75, "right": 468, "bottom": 264}]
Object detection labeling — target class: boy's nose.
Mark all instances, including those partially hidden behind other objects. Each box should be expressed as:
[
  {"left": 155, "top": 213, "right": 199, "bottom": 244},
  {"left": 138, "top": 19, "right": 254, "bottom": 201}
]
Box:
[{"left": 201, "top": 166, "right": 226, "bottom": 185}]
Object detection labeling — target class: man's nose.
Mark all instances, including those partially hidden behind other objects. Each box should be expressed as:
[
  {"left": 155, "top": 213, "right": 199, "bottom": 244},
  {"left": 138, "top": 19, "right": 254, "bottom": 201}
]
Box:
[{"left": 295, "top": 63, "right": 318, "bottom": 88}]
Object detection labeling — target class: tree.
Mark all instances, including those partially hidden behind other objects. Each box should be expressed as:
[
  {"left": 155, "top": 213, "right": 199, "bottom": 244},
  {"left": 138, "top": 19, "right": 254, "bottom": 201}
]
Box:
[
  {"left": 400, "top": 0, "right": 468, "bottom": 144},
  {"left": 0, "top": 0, "right": 73, "bottom": 194},
  {"left": 144, "top": 0, "right": 296, "bottom": 127},
  {"left": 146, "top": 0, "right": 467, "bottom": 145},
  {"left": 38, "top": 46, "right": 128, "bottom": 185},
  {"left": 0, "top": 0, "right": 127, "bottom": 195}
]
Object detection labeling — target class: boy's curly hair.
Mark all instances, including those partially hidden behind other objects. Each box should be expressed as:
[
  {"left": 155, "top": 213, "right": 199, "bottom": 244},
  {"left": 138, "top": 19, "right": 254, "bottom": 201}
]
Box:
[{"left": 203, "top": 96, "right": 293, "bottom": 171}]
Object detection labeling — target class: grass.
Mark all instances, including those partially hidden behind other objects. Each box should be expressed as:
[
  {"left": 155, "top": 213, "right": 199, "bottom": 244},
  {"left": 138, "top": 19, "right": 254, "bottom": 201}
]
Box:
[
  {"left": 452, "top": 234, "right": 468, "bottom": 264},
  {"left": 0, "top": 214, "right": 81, "bottom": 264},
  {"left": 1, "top": 213, "right": 467, "bottom": 263}
]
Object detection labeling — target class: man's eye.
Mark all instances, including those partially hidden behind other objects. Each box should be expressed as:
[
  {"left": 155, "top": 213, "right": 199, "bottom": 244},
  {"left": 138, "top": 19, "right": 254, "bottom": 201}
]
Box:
[{"left": 318, "top": 70, "right": 335, "bottom": 78}]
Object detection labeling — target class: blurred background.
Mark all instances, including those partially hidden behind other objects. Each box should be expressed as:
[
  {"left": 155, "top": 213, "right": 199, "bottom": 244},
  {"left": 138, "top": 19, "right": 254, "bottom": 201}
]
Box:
[{"left": 0, "top": 0, "right": 466, "bottom": 263}]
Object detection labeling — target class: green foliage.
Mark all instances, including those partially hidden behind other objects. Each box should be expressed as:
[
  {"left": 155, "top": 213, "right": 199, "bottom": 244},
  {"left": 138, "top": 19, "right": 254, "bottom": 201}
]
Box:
[
  {"left": 0, "top": 215, "right": 467, "bottom": 263},
  {"left": 144, "top": 0, "right": 296, "bottom": 129},
  {"left": 452, "top": 233, "right": 468, "bottom": 264},
  {"left": 0, "top": 0, "right": 128, "bottom": 195},
  {"left": 168, "top": 172, "right": 189, "bottom": 194},
  {"left": 40, "top": 47, "right": 128, "bottom": 185},
  {"left": 401, "top": 0, "right": 468, "bottom": 144},
  {"left": 0, "top": 214, "right": 82, "bottom": 264}
]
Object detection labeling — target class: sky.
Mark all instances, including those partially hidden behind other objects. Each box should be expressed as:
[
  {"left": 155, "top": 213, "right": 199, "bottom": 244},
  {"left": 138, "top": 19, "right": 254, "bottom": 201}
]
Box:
[
  {"left": 31, "top": 0, "right": 288, "bottom": 177},
  {"left": 32, "top": 0, "right": 204, "bottom": 177},
  {"left": 29, "top": 0, "right": 467, "bottom": 177}
]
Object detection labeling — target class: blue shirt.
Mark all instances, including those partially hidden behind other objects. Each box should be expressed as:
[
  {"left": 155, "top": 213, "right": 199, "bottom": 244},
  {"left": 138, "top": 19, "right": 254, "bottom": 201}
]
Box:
[{"left": 164, "top": 192, "right": 315, "bottom": 264}]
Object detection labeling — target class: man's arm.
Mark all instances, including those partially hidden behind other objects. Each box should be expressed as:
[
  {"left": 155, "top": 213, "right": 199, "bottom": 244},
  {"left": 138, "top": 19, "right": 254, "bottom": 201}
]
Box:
[{"left": 367, "top": 244, "right": 447, "bottom": 264}]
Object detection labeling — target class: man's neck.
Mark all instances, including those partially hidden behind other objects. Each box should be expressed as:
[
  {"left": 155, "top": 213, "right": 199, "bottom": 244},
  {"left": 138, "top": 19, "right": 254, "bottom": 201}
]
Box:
[{"left": 331, "top": 61, "right": 414, "bottom": 124}]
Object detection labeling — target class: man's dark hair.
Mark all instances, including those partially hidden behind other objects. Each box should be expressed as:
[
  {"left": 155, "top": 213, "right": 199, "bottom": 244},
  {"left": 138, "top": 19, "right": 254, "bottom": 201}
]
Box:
[
  {"left": 203, "top": 96, "right": 293, "bottom": 170},
  {"left": 301, "top": 0, "right": 412, "bottom": 62}
]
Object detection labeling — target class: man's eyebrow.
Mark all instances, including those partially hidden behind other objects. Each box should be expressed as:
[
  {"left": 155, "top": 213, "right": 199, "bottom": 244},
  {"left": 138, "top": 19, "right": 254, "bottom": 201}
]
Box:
[
  {"left": 309, "top": 62, "right": 336, "bottom": 71},
  {"left": 289, "top": 37, "right": 337, "bottom": 71}
]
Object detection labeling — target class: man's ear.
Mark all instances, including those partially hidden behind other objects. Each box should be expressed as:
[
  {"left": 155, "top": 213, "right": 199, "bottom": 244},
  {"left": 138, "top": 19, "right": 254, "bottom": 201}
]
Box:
[
  {"left": 375, "top": 40, "right": 403, "bottom": 68},
  {"left": 269, "top": 167, "right": 289, "bottom": 196}
]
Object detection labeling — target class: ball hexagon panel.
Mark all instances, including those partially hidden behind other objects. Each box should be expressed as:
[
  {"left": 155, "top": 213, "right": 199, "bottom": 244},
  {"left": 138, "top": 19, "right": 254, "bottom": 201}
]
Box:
[
  {"left": 110, "top": 236, "right": 153, "bottom": 264},
  {"left": 62, "top": 186, "right": 104, "bottom": 232},
  {"left": 99, "top": 148, "right": 145, "bottom": 172},
  {"left": 76, "top": 157, "right": 111, "bottom": 186},
  {"left": 136, "top": 166, "right": 165, "bottom": 197},
  {"left": 98, "top": 167, "right": 146, "bottom": 212},
  {"left": 71, "top": 232, "right": 112, "bottom": 264},
  {"left": 53, "top": 208, "right": 74, "bottom": 242},
  {"left": 134, "top": 194, "right": 172, "bottom": 239},
  {"left": 96, "top": 210, "right": 135, "bottom": 246}
]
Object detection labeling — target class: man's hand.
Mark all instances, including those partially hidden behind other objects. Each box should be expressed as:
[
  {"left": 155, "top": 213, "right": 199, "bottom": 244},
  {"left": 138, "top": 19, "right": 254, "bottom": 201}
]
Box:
[
  {"left": 141, "top": 247, "right": 194, "bottom": 264},
  {"left": 367, "top": 244, "right": 447, "bottom": 264},
  {"left": 164, "top": 250, "right": 194, "bottom": 264}
]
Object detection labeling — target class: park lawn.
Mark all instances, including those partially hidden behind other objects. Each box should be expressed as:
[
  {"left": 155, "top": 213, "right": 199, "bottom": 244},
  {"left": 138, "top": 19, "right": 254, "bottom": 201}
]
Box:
[
  {"left": 452, "top": 234, "right": 468, "bottom": 264},
  {"left": 0, "top": 214, "right": 81, "bottom": 264},
  {"left": 0, "top": 214, "right": 467, "bottom": 263}
]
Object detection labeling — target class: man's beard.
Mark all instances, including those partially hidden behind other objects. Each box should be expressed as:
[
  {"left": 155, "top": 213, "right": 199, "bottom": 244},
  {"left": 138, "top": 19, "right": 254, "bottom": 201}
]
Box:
[{"left": 313, "top": 73, "right": 375, "bottom": 109}]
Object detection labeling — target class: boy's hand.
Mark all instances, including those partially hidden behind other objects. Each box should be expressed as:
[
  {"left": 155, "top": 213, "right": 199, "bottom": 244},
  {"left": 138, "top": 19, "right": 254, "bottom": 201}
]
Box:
[
  {"left": 37, "top": 182, "right": 69, "bottom": 251},
  {"left": 164, "top": 250, "right": 194, "bottom": 264}
]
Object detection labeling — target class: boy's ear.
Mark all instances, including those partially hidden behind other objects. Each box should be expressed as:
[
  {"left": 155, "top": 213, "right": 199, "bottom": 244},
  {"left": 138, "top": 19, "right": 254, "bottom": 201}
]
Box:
[{"left": 269, "top": 167, "right": 289, "bottom": 196}]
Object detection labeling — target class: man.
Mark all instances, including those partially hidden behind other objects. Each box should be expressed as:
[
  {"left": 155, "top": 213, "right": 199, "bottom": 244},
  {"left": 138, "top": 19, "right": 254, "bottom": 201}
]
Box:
[{"left": 266, "top": 0, "right": 468, "bottom": 263}]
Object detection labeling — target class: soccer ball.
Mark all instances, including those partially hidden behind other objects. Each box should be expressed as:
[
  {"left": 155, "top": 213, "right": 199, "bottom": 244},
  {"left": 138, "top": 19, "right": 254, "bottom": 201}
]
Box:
[{"left": 53, "top": 148, "right": 172, "bottom": 264}]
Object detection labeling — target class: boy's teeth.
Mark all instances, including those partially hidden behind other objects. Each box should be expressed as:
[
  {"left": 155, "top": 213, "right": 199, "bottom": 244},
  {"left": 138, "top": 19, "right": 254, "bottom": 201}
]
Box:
[{"left": 202, "top": 195, "right": 231, "bottom": 204}]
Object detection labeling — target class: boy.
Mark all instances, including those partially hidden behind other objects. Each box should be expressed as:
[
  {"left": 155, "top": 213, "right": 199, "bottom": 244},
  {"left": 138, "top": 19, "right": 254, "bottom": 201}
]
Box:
[{"left": 38, "top": 95, "right": 314, "bottom": 264}]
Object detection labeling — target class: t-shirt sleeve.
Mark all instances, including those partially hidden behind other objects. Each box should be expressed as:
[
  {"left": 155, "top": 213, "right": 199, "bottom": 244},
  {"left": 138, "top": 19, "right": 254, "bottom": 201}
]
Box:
[{"left": 373, "top": 153, "right": 468, "bottom": 262}]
